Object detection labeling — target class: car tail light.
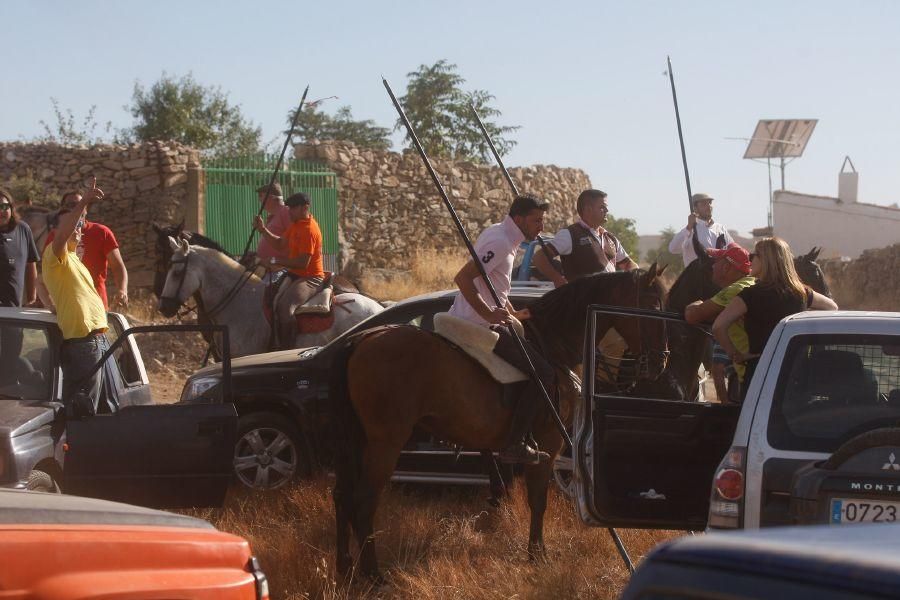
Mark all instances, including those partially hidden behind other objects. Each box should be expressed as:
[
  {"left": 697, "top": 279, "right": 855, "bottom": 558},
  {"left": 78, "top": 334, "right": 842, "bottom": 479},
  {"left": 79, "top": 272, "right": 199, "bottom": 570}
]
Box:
[
  {"left": 708, "top": 446, "right": 746, "bottom": 529},
  {"left": 247, "top": 556, "right": 269, "bottom": 600}
]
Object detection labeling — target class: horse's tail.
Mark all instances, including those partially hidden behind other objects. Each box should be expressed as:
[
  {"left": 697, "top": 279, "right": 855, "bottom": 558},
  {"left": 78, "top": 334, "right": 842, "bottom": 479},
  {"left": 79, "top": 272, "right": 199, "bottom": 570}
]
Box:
[{"left": 329, "top": 334, "right": 367, "bottom": 569}]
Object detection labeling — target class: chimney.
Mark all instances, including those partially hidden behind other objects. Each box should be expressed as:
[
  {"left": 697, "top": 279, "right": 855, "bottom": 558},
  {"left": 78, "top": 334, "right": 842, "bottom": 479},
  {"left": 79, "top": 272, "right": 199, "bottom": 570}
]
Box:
[{"left": 838, "top": 155, "right": 858, "bottom": 203}]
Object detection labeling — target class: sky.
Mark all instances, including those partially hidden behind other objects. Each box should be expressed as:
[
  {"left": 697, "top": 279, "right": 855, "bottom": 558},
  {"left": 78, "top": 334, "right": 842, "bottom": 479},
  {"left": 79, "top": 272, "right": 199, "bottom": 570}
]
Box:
[{"left": 2, "top": 0, "right": 899, "bottom": 236}]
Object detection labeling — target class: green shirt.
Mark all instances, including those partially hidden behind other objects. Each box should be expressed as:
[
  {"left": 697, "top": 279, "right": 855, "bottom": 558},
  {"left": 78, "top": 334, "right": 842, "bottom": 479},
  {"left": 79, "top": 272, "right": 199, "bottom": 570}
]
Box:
[{"left": 712, "top": 276, "right": 756, "bottom": 381}]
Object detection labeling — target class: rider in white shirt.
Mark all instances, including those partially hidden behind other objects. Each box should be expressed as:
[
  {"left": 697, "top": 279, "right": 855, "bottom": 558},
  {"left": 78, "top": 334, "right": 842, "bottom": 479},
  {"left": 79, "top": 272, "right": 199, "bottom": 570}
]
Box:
[{"left": 668, "top": 193, "right": 733, "bottom": 267}]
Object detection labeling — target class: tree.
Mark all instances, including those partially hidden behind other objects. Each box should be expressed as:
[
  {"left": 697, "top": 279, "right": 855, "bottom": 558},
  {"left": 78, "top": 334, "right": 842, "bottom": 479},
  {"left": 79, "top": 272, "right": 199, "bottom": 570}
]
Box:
[
  {"left": 605, "top": 214, "right": 640, "bottom": 262},
  {"left": 123, "top": 73, "right": 261, "bottom": 156},
  {"left": 38, "top": 98, "right": 112, "bottom": 145},
  {"left": 287, "top": 104, "right": 391, "bottom": 150},
  {"left": 644, "top": 227, "right": 685, "bottom": 275},
  {"left": 397, "top": 60, "right": 518, "bottom": 162}
]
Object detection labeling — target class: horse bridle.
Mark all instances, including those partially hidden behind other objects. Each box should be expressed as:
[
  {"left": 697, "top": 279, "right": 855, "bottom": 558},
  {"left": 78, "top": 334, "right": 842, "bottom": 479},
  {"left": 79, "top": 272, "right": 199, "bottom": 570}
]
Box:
[
  {"left": 594, "top": 280, "right": 670, "bottom": 393},
  {"left": 160, "top": 247, "right": 259, "bottom": 322}
]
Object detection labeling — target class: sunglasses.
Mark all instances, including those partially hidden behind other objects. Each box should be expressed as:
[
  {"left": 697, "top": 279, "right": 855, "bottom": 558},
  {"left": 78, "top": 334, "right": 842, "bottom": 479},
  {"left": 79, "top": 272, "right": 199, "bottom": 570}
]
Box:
[
  {"left": 749, "top": 252, "right": 758, "bottom": 260},
  {"left": 0, "top": 203, "right": 12, "bottom": 211}
]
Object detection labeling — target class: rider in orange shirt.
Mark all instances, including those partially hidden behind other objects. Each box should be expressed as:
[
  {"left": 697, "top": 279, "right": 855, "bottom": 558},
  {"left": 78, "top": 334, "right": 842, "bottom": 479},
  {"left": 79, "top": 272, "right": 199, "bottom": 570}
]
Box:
[{"left": 253, "top": 192, "right": 324, "bottom": 349}]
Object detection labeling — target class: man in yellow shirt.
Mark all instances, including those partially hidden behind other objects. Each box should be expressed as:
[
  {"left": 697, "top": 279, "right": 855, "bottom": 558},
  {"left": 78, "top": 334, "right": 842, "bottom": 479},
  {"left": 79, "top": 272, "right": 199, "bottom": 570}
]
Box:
[
  {"left": 684, "top": 243, "right": 755, "bottom": 403},
  {"left": 42, "top": 177, "right": 113, "bottom": 416}
]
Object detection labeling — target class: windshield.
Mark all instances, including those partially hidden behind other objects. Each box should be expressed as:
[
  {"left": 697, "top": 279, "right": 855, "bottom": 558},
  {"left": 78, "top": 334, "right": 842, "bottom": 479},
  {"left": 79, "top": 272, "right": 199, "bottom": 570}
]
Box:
[
  {"left": 769, "top": 334, "right": 900, "bottom": 452},
  {"left": 0, "top": 322, "right": 53, "bottom": 401}
]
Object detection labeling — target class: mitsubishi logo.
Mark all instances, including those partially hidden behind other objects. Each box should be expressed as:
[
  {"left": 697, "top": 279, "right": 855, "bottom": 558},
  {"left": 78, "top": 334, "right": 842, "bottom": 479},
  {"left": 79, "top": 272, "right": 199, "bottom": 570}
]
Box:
[{"left": 883, "top": 452, "right": 900, "bottom": 471}]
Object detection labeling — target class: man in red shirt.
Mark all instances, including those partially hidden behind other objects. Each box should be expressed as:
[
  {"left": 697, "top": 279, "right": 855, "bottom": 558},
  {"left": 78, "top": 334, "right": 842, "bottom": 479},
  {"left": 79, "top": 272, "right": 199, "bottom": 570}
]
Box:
[
  {"left": 253, "top": 192, "right": 324, "bottom": 349},
  {"left": 45, "top": 190, "right": 128, "bottom": 309}
]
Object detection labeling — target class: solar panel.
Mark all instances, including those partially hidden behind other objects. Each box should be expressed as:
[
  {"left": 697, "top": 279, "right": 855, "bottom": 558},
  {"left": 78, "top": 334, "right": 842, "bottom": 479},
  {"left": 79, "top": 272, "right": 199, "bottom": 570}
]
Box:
[{"left": 743, "top": 119, "right": 818, "bottom": 159}]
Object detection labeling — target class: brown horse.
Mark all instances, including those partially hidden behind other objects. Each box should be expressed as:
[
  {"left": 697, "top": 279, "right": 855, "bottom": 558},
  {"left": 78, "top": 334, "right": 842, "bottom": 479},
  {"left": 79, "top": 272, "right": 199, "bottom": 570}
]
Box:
[{"left": 329, "top": 266, "right": 669, "bottom": 578}]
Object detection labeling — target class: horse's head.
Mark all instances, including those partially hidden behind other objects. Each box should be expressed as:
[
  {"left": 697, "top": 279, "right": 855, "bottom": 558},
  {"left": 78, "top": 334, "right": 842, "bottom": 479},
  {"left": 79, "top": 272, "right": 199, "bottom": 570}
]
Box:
[
  {"left": 794, "top": 246, "right": 831, "bottom": 297},
  {"left": 152, "top": 221, "right": 187, "bottom": 298},
  {"left": 528, "top": 266, "right": 669, "bottom": 379},
  {"left": 607, "top": 262, "right": 670, "bottom": 381},
  {"left": 666, "top": 250, "right": 718, "bottom": 314},
  {"left": 158, "top": 236, "right": 200, "bottom": 317}
]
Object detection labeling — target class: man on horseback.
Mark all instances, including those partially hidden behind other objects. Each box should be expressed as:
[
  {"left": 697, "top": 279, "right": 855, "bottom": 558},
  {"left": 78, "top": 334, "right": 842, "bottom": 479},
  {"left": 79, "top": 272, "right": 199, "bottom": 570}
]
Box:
[
  {"left": 448, "top": 194, "right": 555, "bottom": 465},
  {"left": 531, "top": 188, "right": 638, "bottom": 285},
  {"left": 253, "top": 182, "right": 292, "bottom": 280},
  {"left": 531, "top": 189, "right": 638, "bottom": 383},
  {"left": 253, "top": 192, "right": 325, "bottom": 350},
  {"left": 668, "top": 192, "right": 733, "bottom": 266}
]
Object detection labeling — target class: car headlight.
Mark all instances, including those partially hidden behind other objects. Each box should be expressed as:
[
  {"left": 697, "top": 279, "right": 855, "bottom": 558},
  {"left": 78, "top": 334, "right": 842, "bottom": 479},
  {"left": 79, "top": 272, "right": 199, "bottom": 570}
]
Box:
[{"left": 180, "top": 376, "right": 221, "bottom": 403}]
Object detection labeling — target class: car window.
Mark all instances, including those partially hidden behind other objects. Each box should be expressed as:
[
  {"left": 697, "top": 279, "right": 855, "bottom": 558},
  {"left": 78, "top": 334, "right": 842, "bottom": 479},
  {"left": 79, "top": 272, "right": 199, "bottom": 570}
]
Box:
[
  {"left": 105, "top": 318, "right": 143, "bottom": 386},
  {"left": 769, "top": 334, "right": 900, "bottom": 452},
  {"left": 0, "top": 321, "right": 52, "bottom": 401}
]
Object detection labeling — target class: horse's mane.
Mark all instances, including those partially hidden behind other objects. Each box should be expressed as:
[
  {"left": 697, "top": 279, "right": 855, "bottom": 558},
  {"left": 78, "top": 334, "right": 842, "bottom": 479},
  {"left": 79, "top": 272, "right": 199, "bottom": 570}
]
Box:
[
  {"left": 158, "top": 224, "right": 229, "bottom": 255},
  {"left": 530, "top": 271, "right": 640, "bottom": 326},
  {"left": 187, "top": 245, "right": 262, "bottom": 282}
]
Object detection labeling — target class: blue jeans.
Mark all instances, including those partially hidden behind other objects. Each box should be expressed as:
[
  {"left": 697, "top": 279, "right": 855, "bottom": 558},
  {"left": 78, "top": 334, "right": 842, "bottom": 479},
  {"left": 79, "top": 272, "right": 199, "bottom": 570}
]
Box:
[{"left": 61, "top": 333, "right": 114, "bottom": 417}]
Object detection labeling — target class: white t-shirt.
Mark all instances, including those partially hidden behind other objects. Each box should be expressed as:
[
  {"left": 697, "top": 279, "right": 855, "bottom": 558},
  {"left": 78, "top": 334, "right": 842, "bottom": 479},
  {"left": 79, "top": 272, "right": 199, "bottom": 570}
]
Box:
[
  {"left": 549, "top": 220, "right": 630, "bottom": 273},
  {"left": 448, "top": 216, "right": 524, "bottom": 327},
  {"left": 668, "top": 221, "right": 733, "bottom": 266}
]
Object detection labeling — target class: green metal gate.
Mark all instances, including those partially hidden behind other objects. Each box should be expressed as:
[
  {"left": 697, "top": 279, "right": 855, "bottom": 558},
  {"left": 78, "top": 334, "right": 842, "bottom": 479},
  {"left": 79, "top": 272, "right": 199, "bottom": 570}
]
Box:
[{"left": 203, "top": 155, "right": 340, "bottom": 272}]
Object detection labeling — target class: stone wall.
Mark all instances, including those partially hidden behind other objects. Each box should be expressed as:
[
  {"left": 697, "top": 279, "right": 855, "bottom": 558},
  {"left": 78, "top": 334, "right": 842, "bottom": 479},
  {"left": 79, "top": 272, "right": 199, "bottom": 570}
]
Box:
[
  {"left": 823, "top": 243, "right": 900, "bottom": 311},
  {"left": 292, "top": 141, "right": 592, "bottom": 278},
  {"left": 1, "top": 141, "right": 203, "bottom": 286}
]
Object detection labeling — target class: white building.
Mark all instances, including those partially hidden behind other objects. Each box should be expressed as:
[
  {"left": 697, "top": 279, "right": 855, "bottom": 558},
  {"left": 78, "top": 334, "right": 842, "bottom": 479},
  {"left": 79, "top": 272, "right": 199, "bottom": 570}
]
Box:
[{"left": 770, "top": 167, "right": 900, "bottom": 259}]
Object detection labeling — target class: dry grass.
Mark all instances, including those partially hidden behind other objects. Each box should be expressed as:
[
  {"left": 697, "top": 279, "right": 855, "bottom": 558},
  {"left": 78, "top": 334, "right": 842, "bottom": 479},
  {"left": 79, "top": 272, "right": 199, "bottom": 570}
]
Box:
[
  {"left": 188, "top": 479, "right": 679, "bottom": 600},
  {"left": 360, "top": 250, "right": 465, "bottom": 301}
]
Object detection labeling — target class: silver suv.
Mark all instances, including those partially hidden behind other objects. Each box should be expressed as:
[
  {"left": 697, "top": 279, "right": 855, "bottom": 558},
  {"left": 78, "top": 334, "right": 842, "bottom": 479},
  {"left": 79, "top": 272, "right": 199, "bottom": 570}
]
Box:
[{"left": 572, "top": 309, "right": 900, "bottom": 531}]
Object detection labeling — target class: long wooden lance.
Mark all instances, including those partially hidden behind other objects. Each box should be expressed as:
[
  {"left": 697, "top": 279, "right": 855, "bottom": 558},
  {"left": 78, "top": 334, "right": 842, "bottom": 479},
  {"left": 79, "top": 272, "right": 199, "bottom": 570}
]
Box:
[
  {"left": 666, "top": 57, "right": 704, "bottom": 256},
  {"left": 384, "top": 78, "right": 573, "bottom": 449},
  {"left": 469, "top": 103, "right": 556, "bottom": 271},
  {"left": 471, "top": 101, "right": 634, "bottom": 575},
  {"left": 239, "top": 85, "right": 310, "bottom": 262}
]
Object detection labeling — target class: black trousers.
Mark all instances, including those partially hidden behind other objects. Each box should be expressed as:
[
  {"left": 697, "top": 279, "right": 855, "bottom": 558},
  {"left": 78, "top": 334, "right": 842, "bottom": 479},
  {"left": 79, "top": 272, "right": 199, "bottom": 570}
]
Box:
[{"left": 491, "top": 325, "right": 555, "bottom": 443}]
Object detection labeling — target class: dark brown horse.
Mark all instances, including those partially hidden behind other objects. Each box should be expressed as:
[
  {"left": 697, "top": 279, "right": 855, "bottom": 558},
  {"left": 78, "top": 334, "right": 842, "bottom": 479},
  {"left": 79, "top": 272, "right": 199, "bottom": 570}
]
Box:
[{"left": 329, "top": 266, "right": 669, "bottom": 578}]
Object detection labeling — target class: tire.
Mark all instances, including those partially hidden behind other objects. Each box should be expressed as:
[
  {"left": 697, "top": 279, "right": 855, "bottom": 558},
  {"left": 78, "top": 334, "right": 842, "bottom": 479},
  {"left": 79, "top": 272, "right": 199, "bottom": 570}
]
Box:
[
  {"left": 27, "top": 469, "right": 60, "bottom": 493},
  {"left": 233, "top": 412, "right": 306, "bottom": 490},
  {"left": 823, "top": 428, "right": 900, "bottom": 470}
]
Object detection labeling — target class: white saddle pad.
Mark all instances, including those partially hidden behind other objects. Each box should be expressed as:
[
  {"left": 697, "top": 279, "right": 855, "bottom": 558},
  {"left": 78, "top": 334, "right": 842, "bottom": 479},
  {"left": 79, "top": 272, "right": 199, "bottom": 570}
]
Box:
[
  {"left": 294, "top": 287, "right": 333, "bottom": 315},
  {"left": 433, "top": 312, "right": 528, "bottom": 384}
]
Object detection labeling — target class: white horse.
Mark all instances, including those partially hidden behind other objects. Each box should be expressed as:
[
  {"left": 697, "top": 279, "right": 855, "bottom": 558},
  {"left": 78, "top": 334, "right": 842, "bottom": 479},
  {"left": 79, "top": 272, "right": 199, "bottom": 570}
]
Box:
[{"left": 158, "top": 237, "right": 383, "bottom": 356}]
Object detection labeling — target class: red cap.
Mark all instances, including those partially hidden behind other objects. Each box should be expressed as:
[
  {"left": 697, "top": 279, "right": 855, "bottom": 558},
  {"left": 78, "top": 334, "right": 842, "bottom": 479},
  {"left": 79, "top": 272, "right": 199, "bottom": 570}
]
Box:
[{"left": 707, "top": 243, "right": 751, "bottom": 274}]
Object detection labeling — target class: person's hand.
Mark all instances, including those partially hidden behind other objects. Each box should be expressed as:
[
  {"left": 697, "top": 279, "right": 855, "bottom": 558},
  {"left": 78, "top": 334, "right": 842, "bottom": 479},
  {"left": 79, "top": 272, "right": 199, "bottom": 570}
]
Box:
[
  {"left": 551, "top": 275, "right": 568, "bottom": 288},
  {"left": 83, "top": 177, "right": 105, "bottom": 204},
  {"left": 112, "top": 288, "right": 129, "bottom": 308},
  {"left": 252, "top": 215, "right": 265, "bottom": 232},
  {"left": 485, "top": 306, "right": 512, "bottom": 325},
  {"left": 687, "top": 213, "right": 697, "bottom": 231},
  {"left": 729, "top": 351, "right": 759, "bottom": 364},
  {"left": 510, "top": 307, "right": 532, "bottom": 321}
]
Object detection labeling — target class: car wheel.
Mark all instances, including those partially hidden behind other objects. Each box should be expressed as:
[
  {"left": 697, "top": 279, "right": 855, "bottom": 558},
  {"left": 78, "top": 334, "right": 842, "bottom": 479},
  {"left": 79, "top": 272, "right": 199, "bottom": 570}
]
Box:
[
  {"left": 27, "top": 469, "right": 60, "bottom": 493},
  {"left": 233, "top": 413, "right": 305, "bottom": 490},
  {"left": 823, "top": 427, "right": 900, "bottom": 470}
]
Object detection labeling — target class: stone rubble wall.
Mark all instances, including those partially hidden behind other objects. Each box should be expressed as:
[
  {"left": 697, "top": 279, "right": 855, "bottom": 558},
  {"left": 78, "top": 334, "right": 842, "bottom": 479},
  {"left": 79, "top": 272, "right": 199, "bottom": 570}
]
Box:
[
  {"left": 0, "top": 141, "right": 202, "bottom": 287},
  {"left": 822, "top": 243, "right": 900, "bottom": 311},
  {"left": 293, "top": 141, "right": 592, "bottom": 278}
]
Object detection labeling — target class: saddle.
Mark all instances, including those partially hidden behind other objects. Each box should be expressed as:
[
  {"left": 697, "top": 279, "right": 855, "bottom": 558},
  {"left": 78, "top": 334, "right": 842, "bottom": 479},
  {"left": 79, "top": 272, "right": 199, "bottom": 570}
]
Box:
[
  {"left": 263, "top": 272, "right": 341, "bottom": 335},
  {"left": 432, "top": 313, "right": 528, "bottom": 384}
]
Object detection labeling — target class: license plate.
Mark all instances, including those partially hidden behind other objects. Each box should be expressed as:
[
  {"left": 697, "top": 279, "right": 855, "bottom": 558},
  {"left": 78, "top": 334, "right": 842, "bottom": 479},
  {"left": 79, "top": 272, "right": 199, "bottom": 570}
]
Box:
[{"left": 831, "top": 498, "right": 900, "bottom": 524}]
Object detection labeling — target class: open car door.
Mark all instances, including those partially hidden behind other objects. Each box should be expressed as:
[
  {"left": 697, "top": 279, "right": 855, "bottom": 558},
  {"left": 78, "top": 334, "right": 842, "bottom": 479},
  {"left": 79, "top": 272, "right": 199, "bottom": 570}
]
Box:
[
  {"left": 63, "top": 325, "right": 236, "bottom": 509},
  {"left": 573, "top": 306, "right": 740, "bottom": 531}
]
